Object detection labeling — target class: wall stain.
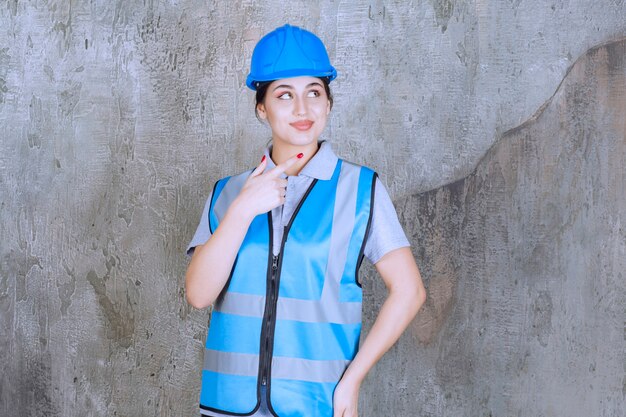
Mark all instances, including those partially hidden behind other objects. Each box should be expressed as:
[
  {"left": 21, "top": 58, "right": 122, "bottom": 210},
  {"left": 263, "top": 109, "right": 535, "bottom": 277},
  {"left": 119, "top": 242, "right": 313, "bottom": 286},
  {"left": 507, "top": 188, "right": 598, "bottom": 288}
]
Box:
[
  {"left": 404, "top": 183, "right": 463, "bottom": 345},
  {"left": 17, "top": 350, "right": 61, "bottom": 417},
  {"left": 8, "top": 0, "right": 18, "bottom": 17},
  {"left": 86, "top": 269, "right": 135, "bottom": 348},
  {"left": 530, "top": 291, "right": 553, "bottom": 347},
  {"left": 117, "top": 204, "right": 134, "bottom": 227},
  {"left": 0, "top": 47, "right": 10, "bottom": 104},
  {"left": 28, "top": 95, "right": 43, "bottom": 149},
  {"left": 50, "top": 1, "right": 73, "bottom": 54},
  {"left": 57, "top": 82, "right": 82, "bottom": 117},
  {"left": 0, "top": 271, "right": 9, "bottom": 301},
  {"left": 43, "top": 64, "right": 55, "bottom": 82},
  {"left": 429, "top": 0, "right": 455, "bottom": 33},
  {"left": 57, "top": 261, "right": 76, "bottom": 315},
  {"left": 1, "top": 248, "right": 42, "bottom": 302},
  {"left": 368, "top": 4, "right": 386, "bottom": 21},
  {"left": 0, "top": 76, "right": 7, "bottom": 104}
]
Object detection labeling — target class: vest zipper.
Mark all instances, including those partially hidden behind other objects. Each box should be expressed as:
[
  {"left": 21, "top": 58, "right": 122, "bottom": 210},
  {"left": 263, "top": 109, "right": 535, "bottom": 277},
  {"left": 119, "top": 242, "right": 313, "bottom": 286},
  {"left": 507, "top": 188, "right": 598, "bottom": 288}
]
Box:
[
  {"left": 257, "top": 179, "right": 318, "bottom": 406},
  {"left": 261, "top": 253, "right": 280, "bottom": 386}
]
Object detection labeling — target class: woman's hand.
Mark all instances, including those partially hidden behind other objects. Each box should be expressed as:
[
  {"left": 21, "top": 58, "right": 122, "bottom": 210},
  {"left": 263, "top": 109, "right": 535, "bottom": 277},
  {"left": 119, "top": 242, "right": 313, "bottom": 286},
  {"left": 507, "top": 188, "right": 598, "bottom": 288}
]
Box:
[
  {"left": 331, "top": 247, "right": 426, "bottom": 416},
  {"left": 333, "top": 376, "right": 361, "bottom": 417},
  {"left": 185, "top": 151, "right": 305, "bottom": 309},
  {"left": 231, "top": 153, "right": 303, "bottom": 221}
]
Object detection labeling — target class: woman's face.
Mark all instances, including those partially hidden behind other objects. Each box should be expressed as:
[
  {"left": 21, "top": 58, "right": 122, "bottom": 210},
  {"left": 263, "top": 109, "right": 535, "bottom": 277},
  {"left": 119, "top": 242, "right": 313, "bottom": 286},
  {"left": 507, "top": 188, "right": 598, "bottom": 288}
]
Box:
[{"left": 256, "top": 76, "right": 331, "bottom": 148}]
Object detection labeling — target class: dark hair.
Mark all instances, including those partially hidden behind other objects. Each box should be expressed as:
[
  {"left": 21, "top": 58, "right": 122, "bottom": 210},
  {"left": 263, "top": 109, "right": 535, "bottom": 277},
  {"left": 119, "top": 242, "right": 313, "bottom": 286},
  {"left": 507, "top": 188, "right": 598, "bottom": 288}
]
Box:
[{"left": 254, "top": 77, "right": 334, "bottom": 121}]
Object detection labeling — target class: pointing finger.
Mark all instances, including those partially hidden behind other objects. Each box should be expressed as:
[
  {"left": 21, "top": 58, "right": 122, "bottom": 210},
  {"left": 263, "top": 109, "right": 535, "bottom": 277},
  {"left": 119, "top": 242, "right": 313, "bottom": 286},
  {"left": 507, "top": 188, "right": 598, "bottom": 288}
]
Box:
[
  {"left": 250, "top": 155, "right": 267, "bottom": 177},
  {"left": 268, "top": 152, "right": 303, "bottom": 177}
]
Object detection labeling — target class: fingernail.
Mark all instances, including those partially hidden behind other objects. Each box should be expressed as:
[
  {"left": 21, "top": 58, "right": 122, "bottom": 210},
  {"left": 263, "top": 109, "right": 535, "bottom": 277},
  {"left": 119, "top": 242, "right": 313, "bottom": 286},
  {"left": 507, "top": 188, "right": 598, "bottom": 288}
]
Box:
[
  {"left": 297, "top": 153, "right": 304, "bottom": 159},
  {"left": 261, "top": 155, "right": 266, "bottom": 163}
]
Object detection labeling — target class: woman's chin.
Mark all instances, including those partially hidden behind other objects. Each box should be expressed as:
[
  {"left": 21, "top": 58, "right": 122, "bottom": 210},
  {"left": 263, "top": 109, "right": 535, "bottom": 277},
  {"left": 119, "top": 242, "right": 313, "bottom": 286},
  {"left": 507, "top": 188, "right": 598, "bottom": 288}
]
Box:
[{"left": 275, "top": 136, "right": 319, "bottom": 148}]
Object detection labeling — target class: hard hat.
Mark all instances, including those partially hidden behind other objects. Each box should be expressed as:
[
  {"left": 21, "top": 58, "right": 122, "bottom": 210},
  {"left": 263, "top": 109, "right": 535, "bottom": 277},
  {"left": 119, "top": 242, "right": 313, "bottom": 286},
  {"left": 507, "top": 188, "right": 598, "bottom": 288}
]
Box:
[{"left": 246, "top": 24, "right": 337, "bottom": 90}]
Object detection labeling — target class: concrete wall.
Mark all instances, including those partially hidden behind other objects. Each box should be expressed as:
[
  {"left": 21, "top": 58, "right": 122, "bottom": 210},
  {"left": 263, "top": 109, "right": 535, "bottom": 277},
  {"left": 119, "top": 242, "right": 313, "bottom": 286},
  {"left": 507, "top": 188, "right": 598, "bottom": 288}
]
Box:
[
  {"left": 360, "top": 39, "right": 626, "bottom": 416},
  {"left": 1, "top": 1, "right": 624, "bottom": 416}
]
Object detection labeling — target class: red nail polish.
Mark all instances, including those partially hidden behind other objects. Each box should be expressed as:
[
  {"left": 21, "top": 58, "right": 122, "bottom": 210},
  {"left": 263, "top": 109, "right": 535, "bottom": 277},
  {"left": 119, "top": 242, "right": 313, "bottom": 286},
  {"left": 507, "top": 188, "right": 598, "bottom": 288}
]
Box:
[
  {"left": 261, "top": 155, "right": 266, "bottom": 163},
  {"left": 297, "top": 153, "right": 304, "bottom": 159}
]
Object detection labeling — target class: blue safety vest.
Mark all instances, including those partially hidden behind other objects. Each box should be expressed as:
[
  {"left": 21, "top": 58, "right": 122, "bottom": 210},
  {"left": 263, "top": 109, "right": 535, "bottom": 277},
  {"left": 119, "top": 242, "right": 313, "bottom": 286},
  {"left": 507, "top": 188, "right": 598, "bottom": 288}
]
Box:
[{"left": 200, "top": 159, "right": 376, "bottom": 417}]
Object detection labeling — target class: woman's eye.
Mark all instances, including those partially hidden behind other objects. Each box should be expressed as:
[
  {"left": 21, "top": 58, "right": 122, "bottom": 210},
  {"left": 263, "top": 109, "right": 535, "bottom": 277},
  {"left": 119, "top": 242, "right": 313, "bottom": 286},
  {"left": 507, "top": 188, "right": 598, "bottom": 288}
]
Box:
[
  {"left": 277, "top": 92, "right": 292, "bottom": 99},
  {"left": 308, "top": 90, "right": 321, "bottom": 98}
]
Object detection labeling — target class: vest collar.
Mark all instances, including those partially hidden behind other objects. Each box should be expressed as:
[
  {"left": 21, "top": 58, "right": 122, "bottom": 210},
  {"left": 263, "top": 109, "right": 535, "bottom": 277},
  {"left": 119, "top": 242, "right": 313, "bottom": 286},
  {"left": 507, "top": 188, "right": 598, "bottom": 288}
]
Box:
[{"left": 262, "top": 140, "right": 339, "bottom": 180}]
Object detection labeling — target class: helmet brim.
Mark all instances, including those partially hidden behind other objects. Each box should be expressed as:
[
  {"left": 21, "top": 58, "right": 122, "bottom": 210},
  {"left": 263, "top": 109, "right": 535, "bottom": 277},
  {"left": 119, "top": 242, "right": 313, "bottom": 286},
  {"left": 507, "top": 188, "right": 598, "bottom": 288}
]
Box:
[{"left": 246, "top": 68, "right": 337, "bottom": 91}]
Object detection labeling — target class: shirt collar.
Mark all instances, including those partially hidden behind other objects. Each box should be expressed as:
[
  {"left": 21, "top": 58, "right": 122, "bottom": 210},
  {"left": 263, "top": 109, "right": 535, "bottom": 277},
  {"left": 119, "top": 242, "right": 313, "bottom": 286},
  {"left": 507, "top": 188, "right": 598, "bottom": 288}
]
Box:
[{"left": 262, "top": 140, "right": 339, "bottom": 180}]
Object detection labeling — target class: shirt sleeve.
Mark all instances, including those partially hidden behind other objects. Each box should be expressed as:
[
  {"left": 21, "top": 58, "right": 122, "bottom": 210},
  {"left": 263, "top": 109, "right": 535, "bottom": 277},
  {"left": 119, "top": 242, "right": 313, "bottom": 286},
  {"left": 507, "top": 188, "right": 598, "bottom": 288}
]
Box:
[
  {"left": 363, "top": 176, "right": 411, "bottom": 265},
  {"left": 186, "top": 188, "right": 214, "bottom": 257}
]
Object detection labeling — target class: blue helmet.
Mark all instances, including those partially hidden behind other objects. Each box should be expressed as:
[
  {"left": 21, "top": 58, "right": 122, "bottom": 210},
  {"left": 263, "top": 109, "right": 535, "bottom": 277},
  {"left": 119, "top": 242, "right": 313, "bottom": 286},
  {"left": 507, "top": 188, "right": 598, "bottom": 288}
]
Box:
[{"left": 246, "top": 24, "right": 337, "bottom": 90}]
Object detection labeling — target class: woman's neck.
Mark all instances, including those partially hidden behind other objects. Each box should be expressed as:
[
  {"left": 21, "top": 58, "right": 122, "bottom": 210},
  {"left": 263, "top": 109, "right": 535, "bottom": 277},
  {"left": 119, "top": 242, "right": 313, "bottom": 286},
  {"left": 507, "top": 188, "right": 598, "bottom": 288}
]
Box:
[{"left": 271, "top": 140, "right": 321, "bottom": 176}]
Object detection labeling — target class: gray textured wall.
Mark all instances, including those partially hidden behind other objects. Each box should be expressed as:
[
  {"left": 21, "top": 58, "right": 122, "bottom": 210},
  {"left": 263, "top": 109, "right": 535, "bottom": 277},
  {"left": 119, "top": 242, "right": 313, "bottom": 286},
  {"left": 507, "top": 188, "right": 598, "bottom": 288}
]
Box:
[
  {"left": 1, "top": 1, "right": 625, "bottom": 416},
  {"left": 361, "top": 39, "right": 626, "bottom": 416}
]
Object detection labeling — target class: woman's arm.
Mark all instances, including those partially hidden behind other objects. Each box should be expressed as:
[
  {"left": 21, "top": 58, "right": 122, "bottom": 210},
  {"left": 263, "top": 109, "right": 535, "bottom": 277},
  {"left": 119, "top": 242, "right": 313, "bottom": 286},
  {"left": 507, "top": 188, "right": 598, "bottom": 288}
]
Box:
[
  {"left": 333, "top": 246, "right": 426, "bottom": 417},
  {"left": 185, "top": 200, "right": 256, "bottom": 309},
  {"left": 185, "top": 154, "right": 300, "bottom": 309}
]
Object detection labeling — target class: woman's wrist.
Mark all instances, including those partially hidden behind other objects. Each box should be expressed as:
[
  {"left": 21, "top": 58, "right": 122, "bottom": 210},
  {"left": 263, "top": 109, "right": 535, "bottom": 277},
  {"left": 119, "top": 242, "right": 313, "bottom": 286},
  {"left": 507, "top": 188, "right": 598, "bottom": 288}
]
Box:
[
  {"left": 340, "top": 365, "right": 366, "bottom": 386},
  {"left": 227, "top": 197, "right": 256, "bottom": 224}
]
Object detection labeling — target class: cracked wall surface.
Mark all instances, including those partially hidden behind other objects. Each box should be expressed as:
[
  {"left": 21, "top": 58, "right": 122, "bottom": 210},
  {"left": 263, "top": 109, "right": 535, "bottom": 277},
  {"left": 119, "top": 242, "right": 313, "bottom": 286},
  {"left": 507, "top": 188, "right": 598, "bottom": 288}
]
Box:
[
  {"left": 359, "top": 39, "right": 626, "bottom": 416},
  {"left": 1, "top": 1, "right": 625, "bottom": 416}
]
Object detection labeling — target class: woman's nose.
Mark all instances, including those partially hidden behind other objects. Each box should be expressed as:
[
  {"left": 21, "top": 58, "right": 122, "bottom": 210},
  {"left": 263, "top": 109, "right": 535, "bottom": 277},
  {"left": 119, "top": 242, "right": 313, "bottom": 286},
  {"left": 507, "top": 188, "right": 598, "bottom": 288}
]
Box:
[{"left": 293, "top": 96, "right": 307, "bottom": 116}]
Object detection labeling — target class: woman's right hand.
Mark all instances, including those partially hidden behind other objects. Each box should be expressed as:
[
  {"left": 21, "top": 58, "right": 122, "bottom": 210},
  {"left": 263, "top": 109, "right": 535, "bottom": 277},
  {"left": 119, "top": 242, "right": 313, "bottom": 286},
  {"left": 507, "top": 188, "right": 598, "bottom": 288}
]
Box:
[
  {"left": 186, "top": 152, "right": 303, "bottom": 309},
  {"left": 231, "top": 153, "right": 303, "bottom": 221}
]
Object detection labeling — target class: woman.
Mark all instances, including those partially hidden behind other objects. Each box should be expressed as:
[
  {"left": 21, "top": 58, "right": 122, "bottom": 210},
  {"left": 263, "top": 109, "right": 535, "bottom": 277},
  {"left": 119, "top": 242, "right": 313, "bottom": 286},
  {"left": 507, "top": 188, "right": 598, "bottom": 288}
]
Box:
[{"left": 186, "top": 24, "right": 426, "bottom": 417}]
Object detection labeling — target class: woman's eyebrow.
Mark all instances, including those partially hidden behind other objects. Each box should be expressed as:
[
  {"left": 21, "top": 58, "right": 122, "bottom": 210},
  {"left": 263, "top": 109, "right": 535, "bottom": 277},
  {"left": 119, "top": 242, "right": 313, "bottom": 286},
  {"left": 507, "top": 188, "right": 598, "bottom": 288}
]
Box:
[
  {"left": 272, "top": 82, "right": 323, "bottom": 92},
  {"left": 272, "top": 84, "right": 292, "bottom": 91}
]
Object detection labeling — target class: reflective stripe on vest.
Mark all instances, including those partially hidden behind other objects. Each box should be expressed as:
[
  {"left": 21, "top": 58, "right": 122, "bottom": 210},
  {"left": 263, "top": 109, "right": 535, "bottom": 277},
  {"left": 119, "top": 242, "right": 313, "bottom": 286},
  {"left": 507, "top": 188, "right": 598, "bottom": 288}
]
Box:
[{"left": 199, "top": 159, "right": 376, "bottom": 417}]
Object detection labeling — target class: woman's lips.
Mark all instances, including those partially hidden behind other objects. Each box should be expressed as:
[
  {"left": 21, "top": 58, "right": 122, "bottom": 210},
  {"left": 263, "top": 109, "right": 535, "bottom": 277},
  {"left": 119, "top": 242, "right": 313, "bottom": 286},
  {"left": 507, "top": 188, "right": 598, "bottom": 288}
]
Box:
[{"left": 290, "top": 120, "right": 314, "bottom": 131}]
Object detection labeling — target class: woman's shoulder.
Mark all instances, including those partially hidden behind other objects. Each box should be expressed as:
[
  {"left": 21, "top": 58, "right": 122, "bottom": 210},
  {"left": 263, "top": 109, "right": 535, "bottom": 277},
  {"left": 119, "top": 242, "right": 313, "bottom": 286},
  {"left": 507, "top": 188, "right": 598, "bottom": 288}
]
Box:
[
  {"left": 209, "top": 168, "right": 255, "bottom": 200},
  {"left": 216, "top": 167, "right": 255, "bottom": 183},
  {"left": 338, "top": 158, "right": 378, "bottom": 177}
]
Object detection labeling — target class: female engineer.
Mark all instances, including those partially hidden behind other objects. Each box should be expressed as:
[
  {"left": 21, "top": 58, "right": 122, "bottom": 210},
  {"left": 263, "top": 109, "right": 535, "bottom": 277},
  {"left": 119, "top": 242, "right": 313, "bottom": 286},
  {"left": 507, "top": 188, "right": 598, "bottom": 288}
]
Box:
[{"left": 185, "top": 24, "right": 426, "bottom": 417}]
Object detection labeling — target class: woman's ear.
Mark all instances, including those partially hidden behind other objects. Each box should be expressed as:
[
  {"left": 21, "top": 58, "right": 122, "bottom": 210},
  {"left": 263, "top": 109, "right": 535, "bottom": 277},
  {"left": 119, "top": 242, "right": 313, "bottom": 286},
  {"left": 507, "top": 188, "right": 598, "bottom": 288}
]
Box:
[
  {"left": 326, "top": 99, "right": 331, "bottom": 115},
  {"left": 257, "top": 103, "right": 267, "bottom": 120}
]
